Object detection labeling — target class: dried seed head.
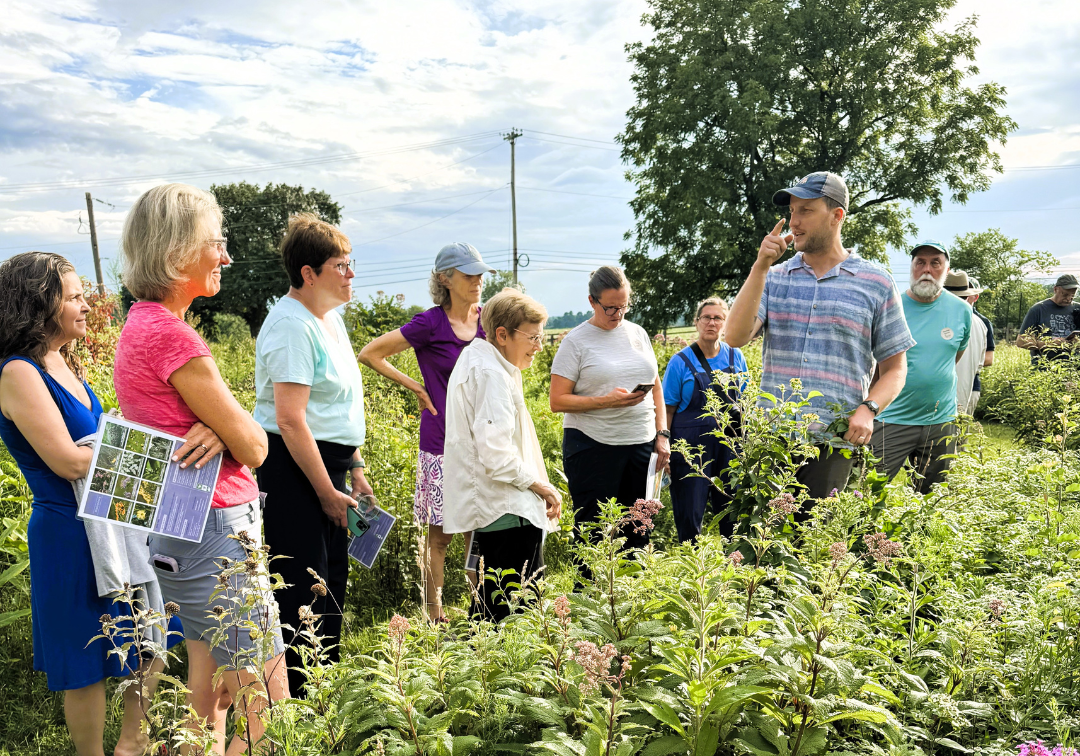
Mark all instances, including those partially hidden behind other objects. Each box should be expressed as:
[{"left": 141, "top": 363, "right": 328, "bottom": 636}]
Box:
[
  {"left": 311, "top": 583, "right": 328, "bottom": 597},
  {"left": 212, "top": 605, "right": 226, "bottom": 617},
  {"left": 164, "top": 602, "right": 181, "bottom": 618}
]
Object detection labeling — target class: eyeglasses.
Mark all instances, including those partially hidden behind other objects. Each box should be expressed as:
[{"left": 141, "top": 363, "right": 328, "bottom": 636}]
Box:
[
  {"left": 207, "top": 237, "right": 228, "bottom": 253},
  {"left": 697, "top": 315, "right": 726, "bottom": 323},
  {"left": 597, "top": 303, "right": 631, "bottom": 316},
  {"left": 329, "top": 259, "right": 354, "bottom": 275},
  {"left": 514, "top": 329, "right": 545, "bottom": 347}
]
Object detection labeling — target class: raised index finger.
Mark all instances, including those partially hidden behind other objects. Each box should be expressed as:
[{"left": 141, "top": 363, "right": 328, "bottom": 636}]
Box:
[{"left": 771, "top": 218, "right": 786, "bottom": 237}]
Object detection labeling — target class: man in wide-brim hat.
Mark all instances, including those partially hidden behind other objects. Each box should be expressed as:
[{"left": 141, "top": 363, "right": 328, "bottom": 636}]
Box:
[{"left": 946, "top": 270, "right": 988, "bottom": 416}]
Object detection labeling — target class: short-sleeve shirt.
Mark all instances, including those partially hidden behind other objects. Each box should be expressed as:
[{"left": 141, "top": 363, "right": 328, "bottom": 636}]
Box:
[
  {"left": 756, "top": 251, "right": 915, "bottom": 424},
  {"left": 253, "top": 297, "right": 366, "bottom": 448},
  {"left": 1020, "top": 299, "right": 1079, "bottom": 363},
  {"left": 550, "top": 320, "right": 658, "bottom": 445},
  {"left": 973, "top": 310, "right": 994, "bottom": 391},
  {"left": 877, "top": 292, "right": 972, "bottom": 426},
  {"left": 662, "top": 344, "right": 748, "bottom": 413},
  {"left": 399, "top": 306, "right": 484, "bottom": 456},
  {"left": 114, "top": 302, "right": 259, "bottom": 508}
]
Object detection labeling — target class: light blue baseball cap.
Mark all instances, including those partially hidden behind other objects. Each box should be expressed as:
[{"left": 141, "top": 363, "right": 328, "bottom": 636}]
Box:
[{"left": 434, "top": 242, "right": 496, "bottom": 275}]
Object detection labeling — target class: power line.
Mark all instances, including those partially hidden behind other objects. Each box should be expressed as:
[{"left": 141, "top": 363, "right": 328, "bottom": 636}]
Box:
[
  {"left": 351, "top": 187, "right": 506, "bottom": 247},
  {"left": 517, "top": 186, "right": 632, "bottom": 201},
  {"left": 525, "top": 130, "right": 619, "bottom": 146},
  {"left": 519, "top": 135, "right": 622, "bottom": 153}
]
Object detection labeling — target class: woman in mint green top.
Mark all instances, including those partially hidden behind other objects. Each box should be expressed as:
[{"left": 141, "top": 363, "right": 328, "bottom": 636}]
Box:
[{"left": 253, "top": 213, "right": 372, "bottom": 697}]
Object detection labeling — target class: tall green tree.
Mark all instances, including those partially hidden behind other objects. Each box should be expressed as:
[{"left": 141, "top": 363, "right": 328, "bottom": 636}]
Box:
[
  {"left": 619, "top": 0, "right": 1016, "bottom": 332},
  {"left": 482, "top": 270, "right": 523, "bottom": 302},
  {"left": 949, "top": 229, "right": 1057, "bottom": 326},
  {"left": 188, "top": 182, "right": 342, "bottom": 334}
]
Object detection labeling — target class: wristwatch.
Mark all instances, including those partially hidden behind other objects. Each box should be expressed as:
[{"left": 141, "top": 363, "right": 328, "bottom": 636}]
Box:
[
  {"left": 350, "top": 458, "right": 366, "bottom": 470},
  {"left": 656, "top": 429, "right": 671, "bottom": 440},
  {"left": 859, "top": 399, "right": 880, "bottom": 416}
]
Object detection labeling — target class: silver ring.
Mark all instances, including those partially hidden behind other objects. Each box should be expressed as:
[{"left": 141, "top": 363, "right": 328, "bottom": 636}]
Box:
[{"left": 198, "top": 444, "right": 209, "bottom": 451}]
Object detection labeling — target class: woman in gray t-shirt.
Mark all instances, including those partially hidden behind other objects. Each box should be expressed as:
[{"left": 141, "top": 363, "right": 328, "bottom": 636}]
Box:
[{"left": 549, "top": 266, "right": 669, "bottom": 551}]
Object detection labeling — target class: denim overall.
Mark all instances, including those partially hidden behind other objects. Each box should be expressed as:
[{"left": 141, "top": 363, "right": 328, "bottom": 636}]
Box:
[{"left": 668, "top": 345, "right": 740, "bottom": 541}]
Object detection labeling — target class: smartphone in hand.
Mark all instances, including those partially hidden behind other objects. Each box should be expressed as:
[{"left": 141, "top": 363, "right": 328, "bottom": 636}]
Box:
[{"left": 632, "top": 383, "right": 653, "bottom": 394}]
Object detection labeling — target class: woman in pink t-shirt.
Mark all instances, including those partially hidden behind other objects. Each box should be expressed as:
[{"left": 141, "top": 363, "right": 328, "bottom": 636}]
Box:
[{"left": 114, "top": 183, "right": 288, "bottom": 751}]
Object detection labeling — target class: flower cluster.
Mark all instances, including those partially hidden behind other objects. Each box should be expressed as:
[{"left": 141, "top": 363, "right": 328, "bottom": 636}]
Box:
[
  {"left": 1017, "top": 742, "right": 1078, "bottom": 756},
  {"left": 863, "top": 532, "right": 903, "bottom": 566},
  {"left": 625, "top": 498, "right": 664, "bottom": 535},
  {"left": 388, "top": 614, "right": 410, "bottom": 645},
  {"left": 572, "top": 641, "right": 630, "bottom": 695},
  {"left": 553, "top": 595, "right": 571, "bottom": 624},
  {"left": 728, "top": 550, "right": 744, "bottom": 567},
  {"left": 766, "top": 492, "right": 800, "bottom": 525},
  {"left": 829, "top": 542, "right": 849, "bottom": 569},
  {"left": 989, "top": 598, "right": 1006, "bottom": 619}
]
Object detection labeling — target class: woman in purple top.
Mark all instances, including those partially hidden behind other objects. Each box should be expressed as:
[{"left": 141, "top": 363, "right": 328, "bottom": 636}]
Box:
[{"left": 359, "top": 242, "right": 494, "bottom": 621}]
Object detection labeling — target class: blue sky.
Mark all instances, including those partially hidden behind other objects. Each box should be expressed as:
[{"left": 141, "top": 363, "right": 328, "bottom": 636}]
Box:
[{"left": 1, "top": 0, "right": 1079, "bottom": 316}]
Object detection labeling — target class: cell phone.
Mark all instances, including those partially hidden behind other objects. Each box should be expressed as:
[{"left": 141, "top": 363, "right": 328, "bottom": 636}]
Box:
[
  {"left": 632, "top": 383, "right": 653, "bottom": 394},
  {"left": 347, "top": 505, "right": 371, "bottom": 538},
  {"left": 151, "top": 554, "right": 179, "bottom": 573}
]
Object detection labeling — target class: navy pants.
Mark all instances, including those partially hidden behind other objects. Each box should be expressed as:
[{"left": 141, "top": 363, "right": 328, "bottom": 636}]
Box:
[{"left": 669, "top": 429, "right": 736, "bottom": 541}]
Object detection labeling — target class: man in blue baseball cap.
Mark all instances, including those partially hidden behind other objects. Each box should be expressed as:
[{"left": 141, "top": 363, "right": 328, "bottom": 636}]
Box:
[
  {"left": 869, "top": 240, "right": 971, "bottom": 494},
  {"left": 1017, "top": 273, "right": 1080, "bottom": 366},
  {"left": 726, "top": 171, "right": 914, "bottom": 506}
]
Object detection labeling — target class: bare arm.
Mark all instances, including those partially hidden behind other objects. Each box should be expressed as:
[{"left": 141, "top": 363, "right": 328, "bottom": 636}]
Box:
[
  {"left": 273, "top": 382, "right": 357, "bottom": 528},
  {"left": 665, "top": 405, "right": 676, "bottom": 431},
  {"left": 549, "top": 374, "right": 646, "bottom": 414},
  {"left": 954, "top": 349, "right": 966, "bottom": 365},
  {"left": 652, "top": 376, "right": 669, "bottom": 469},
  {"left": 170, "top": 356, "right": 268, "bottom": 469},
  {"left": 983, "top": 350, "right": 994, "bottom": 368},
  {"left": 0, "top": 362, "right": 93, "bottom": 480},
  {"left": 843, "top": 351, "right": 907, "bottom": 445},
  {"left": 726, "top": 219, "right": 791, "bottom": 348},
  {"left": 358, "top": 329, "right": 436, "bottom": 415}
]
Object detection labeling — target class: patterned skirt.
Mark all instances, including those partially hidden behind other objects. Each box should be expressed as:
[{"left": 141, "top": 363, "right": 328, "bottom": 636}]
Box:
[{"left": 414, "top": 450, "right": 445, "bottom": 526}]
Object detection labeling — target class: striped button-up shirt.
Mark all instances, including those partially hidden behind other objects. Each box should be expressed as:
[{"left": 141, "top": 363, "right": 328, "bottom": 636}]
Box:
[{"left": 756, "top": 251, "right": 914, "bottom": 425}]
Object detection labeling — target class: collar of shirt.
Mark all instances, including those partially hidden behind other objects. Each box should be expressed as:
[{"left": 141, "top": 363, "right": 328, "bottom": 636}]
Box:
[
  {"left": 782, "top": 250, "right": 861, "bottom": 280},
  {"left": 472, "top": 338, "right": 523, "bottom": 386}
]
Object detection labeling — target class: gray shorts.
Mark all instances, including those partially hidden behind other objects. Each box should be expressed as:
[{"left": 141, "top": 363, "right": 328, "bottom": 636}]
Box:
[
  {"left": 870, "top": 421, "right": 958, "bottom": 496},
  {"left": 149, "top": 500, "right": 285, "bottom": 670}
]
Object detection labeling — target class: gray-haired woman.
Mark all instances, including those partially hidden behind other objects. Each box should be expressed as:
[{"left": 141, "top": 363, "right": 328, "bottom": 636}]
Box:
[
  {"left": 358, "top": 242, "right": 494, "bottom": 622},
  {"left": 549, "top": 266, "right": 669, "bottom": 551}
]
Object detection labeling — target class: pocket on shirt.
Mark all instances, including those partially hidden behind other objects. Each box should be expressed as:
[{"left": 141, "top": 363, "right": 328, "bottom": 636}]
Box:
[{"left": 830, "top": 300, "right": 871, "bottom": 329}]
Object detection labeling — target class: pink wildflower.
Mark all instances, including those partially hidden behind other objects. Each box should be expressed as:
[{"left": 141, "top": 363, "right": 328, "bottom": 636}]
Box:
[
  {"left": 766, "top": 493, "right": 800, "bottom": 525},
  {"left": 728, "top": 550, "right": 744, "bottom": 567},
  {"left": 554, "top": 595, "right": 571, "bottom": 625},
  {"left": 829, "top": 542, "right": 848, "bottom": 568},
  {"left": 863, "top": 532, "right": 902, "bottom": 566},
  {"left": 1017, "top": 742, "right": 1075, "bottom": 756},
  {"left": 388, "top": 614, "right": 410, "bottom": 644},
  {"left": 625, "top": 498, "right": 664, "bottom": 535},
  {"left": 572, "top": 641, "right": 619, "bottom": 695}
]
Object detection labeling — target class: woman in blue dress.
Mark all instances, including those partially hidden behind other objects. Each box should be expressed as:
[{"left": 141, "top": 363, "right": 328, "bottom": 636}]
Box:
[
  {"left": 0, "top": 252, "right": 151, "bottom": 756},
  {"left": 661, "top": 297, "right": 747, "bottom": 542}
]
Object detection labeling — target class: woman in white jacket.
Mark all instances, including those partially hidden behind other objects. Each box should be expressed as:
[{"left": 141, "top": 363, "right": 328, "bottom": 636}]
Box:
[{"left": 442, "top": 288, "right": 562, "bottom": 621}]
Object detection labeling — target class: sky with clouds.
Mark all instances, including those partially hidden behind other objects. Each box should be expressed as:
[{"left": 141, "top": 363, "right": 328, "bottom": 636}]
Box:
[{"left": 1, "top": 0, "right": 1078, "bottom": 318}]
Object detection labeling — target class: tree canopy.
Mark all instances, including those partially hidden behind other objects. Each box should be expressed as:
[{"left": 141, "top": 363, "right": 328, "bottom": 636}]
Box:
[
  {"left": 482, "top": 270, "right": 523, "bottom": 302},
  {"left": 619, "top": 0, "right": 1017, "bottom": 332},
  {"left": 188, "top": 182, "right": 342, "bottom": 334}
]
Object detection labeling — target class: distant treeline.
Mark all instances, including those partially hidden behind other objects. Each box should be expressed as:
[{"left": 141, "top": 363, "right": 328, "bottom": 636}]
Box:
[{"left": 546, "top": 310, "right": 591, "bottom": 329}]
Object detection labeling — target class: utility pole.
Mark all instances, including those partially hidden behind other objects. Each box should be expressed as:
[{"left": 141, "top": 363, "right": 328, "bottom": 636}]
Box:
[
  {"left": 85, "top": 192, "right": 104, "bottom": 293},
  {"left": 503, "top": 128, "right": 522, "bottom": 285}
]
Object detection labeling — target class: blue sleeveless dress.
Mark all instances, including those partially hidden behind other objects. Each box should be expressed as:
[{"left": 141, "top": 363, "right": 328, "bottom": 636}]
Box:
[{"left": 0, "top": 356, "right": 140, "bottom": 691}]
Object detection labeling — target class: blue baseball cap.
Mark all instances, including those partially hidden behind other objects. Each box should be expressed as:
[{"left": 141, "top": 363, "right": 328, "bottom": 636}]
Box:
[
  {"left": 434, "top": 242, "right": 497, "bottom": 275},
  {"left": 772, "top": 171, "right": 849, "bottom": 210},
  {"left": 909, "top": 240, "right": 949, "bottom": 259}
]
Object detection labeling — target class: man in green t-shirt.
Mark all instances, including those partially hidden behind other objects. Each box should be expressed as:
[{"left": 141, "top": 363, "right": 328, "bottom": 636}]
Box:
[{"left": 870, "top": 241, "right": 971, "bottom": 494}]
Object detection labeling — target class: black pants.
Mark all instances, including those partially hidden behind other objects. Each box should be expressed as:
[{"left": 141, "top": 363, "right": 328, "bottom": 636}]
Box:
[
  {"left": 563, "top": 428, "right": 653, "bottom": 550},
  {"left": 792, "top": 444, "right": 856, "bottom": 522},
  {"left": 258, "top": 432, "right": 353, "bottom": 698},
  {"left": 472, "top": 522, "right": 545, "bottom": 623}
]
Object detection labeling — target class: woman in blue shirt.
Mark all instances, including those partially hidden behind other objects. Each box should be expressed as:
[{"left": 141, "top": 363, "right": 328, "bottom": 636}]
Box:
[
  {"left": 254, "top": 214, "right": 371, "bottom": 698},
  {"left": 661, "top": 297, "right": 747, "bottom": 541}
]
